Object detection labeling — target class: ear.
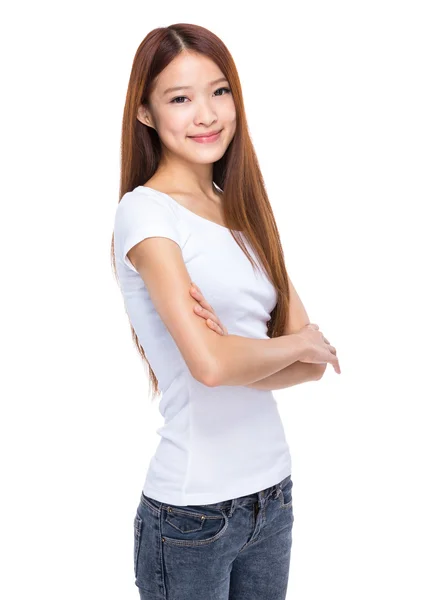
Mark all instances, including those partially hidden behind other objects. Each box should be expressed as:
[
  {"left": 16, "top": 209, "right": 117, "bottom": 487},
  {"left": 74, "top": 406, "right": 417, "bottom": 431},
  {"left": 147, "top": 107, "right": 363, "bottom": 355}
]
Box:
[{"left": 137, "top": 104, "right": 156, "bottom": 130}]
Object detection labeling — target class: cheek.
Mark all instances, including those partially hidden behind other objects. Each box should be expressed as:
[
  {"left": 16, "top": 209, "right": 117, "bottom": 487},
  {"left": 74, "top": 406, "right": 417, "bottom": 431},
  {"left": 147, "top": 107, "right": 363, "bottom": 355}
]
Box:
[
  {"left": 229, "top": 114, "right": 237, "bottom": 135},
  {"left": 160, "top": 112, "right": 190, "bottom": 138},
  {"left": 220, "top": 103, "right": 236, "bottom": 128}
]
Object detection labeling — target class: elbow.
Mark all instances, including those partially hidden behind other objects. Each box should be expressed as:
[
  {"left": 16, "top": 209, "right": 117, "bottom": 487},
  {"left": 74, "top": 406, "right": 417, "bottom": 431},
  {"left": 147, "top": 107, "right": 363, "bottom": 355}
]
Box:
[{"left": 192, "top": 354, "right": 222, "bottom": 388}]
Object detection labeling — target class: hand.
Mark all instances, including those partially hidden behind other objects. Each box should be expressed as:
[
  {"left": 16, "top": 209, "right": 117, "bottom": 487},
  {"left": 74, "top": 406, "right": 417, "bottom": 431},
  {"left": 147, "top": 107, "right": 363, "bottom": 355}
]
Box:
[
  {"left": 189, "top": 282, "right": 228, "bottom": 336},
  {"left": 295, "top": 323, "right": 341, "bottom": 374}
]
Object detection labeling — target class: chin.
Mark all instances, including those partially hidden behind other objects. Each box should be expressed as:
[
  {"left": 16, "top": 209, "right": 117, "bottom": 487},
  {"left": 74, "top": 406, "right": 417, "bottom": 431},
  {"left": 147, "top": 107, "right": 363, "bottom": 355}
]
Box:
[{"left": 192, "top": 149, "right": 228, "bottom": 162}]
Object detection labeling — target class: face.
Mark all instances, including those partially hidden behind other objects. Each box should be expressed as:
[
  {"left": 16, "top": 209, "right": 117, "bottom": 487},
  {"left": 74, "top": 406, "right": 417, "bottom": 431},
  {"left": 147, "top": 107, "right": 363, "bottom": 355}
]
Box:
[{"left": 137, "top": 52, "right": 236, "bottom": 166}]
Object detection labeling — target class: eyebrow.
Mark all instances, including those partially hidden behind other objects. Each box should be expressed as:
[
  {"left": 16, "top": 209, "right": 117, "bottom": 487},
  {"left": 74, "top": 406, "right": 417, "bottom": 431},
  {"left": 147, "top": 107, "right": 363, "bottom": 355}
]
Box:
[{"left": 163, "top": 77, "right": 229, "bottom": 96}]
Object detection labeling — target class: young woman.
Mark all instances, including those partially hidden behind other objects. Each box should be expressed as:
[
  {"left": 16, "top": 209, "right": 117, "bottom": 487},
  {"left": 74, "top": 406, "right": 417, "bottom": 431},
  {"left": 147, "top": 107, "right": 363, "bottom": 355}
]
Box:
[{"left": 112, "top": 23, "right": 340, "bottom": 600}]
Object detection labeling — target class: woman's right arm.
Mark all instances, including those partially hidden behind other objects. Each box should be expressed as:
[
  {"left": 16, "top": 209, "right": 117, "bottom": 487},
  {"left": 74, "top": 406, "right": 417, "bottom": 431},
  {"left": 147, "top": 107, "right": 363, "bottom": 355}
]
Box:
[{"left": 127, "top": 235, "right": 306, "bottom": 387}]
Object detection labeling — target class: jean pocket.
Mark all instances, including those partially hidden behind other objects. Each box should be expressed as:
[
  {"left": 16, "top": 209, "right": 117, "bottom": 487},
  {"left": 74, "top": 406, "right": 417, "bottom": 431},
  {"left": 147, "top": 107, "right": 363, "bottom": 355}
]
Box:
[
  {"left": 277, "top": 477, "right": 293, "bottom": 510},
  {"left": 133, "top": 514, "right": 143, "bottom": 578},
  {"left": 162, "top": 505, "right": 229, "bottom": 547}
]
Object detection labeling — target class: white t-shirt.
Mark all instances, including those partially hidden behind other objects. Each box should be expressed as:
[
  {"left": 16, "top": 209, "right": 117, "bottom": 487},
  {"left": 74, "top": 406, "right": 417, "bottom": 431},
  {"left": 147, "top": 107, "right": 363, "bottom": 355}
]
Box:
[{"left": 113, "top": 185, "right": 292, "bottom": 506}]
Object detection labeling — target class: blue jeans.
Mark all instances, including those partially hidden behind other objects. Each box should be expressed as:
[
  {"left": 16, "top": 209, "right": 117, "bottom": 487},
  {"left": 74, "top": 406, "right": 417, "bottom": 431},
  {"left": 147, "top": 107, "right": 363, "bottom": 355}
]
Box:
[{"left": 133, "top": 475, "right": 294, "bottom": 599}]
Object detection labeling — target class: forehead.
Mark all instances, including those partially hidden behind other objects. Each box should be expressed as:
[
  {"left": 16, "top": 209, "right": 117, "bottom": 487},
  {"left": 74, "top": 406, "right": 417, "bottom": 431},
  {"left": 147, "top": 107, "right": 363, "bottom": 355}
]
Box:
[{"left": 153, "top": 52, "right": 225, "bottom": 93}]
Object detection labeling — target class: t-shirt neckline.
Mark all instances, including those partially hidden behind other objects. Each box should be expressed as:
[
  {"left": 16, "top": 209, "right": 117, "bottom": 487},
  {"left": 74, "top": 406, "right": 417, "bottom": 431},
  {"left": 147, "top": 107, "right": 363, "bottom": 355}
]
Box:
[{"left": 137, "top": 185, "right": 239, "bottom": 233}]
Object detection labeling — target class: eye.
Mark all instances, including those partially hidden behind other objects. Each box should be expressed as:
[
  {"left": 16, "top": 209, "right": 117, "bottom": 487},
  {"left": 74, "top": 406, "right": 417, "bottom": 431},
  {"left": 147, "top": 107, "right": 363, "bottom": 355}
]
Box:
[
  {"left": 170, "top": 87, "right": 231, "bottom": 104},
  {"left": 170, "top": 96, "right": 187, "bottom": 104},
  {"left": 214, "top": 87, "right": 231, "bottom": 96}
]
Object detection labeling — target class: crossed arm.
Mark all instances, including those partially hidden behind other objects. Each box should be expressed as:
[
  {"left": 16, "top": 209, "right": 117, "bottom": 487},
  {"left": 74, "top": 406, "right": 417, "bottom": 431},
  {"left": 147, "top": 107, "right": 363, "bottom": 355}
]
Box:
[
  {"left": 189, "top": 277, "right": 327, "bottom": 391},
  {"left": 245, "top": 359, "right": 324, "bottom": 391}
]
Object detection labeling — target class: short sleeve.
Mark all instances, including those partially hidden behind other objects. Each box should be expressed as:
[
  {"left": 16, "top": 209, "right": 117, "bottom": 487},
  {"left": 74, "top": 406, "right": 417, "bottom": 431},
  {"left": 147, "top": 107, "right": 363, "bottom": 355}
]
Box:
[{"left": 114, "top": 189, "right": 183, "bottom": 274}]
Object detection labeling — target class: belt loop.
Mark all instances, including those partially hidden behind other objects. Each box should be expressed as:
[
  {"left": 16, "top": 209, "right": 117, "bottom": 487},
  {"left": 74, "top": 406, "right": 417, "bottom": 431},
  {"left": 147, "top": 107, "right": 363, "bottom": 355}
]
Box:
[{"left": 228, "top": 498, "right": 236, "bottom": 518}]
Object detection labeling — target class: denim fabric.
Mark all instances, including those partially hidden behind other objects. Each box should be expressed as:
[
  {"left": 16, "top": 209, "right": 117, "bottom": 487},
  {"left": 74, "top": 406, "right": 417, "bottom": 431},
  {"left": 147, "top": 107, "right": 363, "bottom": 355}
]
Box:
[{"left": 133, "top": 475, "right": 294, "bottom": 599}]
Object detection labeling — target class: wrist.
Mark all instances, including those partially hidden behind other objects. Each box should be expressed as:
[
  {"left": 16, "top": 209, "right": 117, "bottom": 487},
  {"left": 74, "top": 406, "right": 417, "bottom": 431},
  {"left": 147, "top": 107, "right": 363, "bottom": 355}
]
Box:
[{"left": 290, "top": 333, "right": 307, "bottom": 362}]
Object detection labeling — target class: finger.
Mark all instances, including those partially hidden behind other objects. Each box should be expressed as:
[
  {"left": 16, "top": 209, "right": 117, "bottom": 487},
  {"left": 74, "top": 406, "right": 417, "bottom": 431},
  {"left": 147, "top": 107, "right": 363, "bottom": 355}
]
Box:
[
  {"left": 190, "top": 283, "right": 204, "bottom": 298},
  {"left": 193, "top": 304, "right": 227, "bottom": 334},
  {"left": 193, "top": 303, "right": 215, "bottom": 320},
  {"left": 207, "top": 318, "right": 225, "bottom": 335},
  {"left": 190, "top": 286, "right": 215, "bottom": 313},
  {"left": 190, "top": 285, "right": 227, "bottom": 333},
  {"left": 216, "top": 321, "right": 227, "bottom": 335},
  {"left": 328, "top": 350, "right": 340, "bottom": 373},
  {"left": 322, "top": 339, "right": 336, "bottom": 356},
  {"left": 209, "top": 319, "right": 227, "bottom": 335},
  {"left": 193, "top": 304, "right": 222, "bottom": 328}
]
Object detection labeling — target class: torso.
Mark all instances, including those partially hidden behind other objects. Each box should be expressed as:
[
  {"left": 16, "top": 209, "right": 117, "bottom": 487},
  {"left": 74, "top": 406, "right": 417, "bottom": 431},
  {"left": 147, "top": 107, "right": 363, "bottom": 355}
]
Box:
[{"left": 113, "top": 185, "right": 288, "bottom": 506}]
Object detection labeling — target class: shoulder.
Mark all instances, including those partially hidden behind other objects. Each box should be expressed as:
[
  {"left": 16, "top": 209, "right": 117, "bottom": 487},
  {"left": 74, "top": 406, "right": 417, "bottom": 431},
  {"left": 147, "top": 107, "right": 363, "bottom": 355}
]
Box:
[
  {"left": 116, "top": 185, "right": 177, "bottom": 215},
  {"left": 113, "top": 186, "right": 190, "bottom": 270},
  {"left": 114, "top": 186, "right": 185, "bottom": 233}
]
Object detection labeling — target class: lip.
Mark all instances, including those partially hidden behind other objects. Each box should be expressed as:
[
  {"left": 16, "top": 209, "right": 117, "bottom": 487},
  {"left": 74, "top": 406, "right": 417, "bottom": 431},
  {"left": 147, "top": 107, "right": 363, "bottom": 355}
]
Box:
[{"left": 188, "top": 129, "right": 222, "bottom": 143}]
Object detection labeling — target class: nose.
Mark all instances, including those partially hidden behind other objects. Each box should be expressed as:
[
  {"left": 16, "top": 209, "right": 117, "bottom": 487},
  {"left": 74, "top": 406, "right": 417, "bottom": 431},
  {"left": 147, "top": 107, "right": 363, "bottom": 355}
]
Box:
[{"left": 193, "top": 99, "right": 218, "bottom": 128}]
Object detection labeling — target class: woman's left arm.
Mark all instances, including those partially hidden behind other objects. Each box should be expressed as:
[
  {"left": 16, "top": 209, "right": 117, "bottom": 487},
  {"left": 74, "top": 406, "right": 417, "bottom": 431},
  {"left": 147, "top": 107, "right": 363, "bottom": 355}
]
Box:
[
  {"left": 244, "top": 360, "right": 325, "bottom": 390},
  {"left": 189, "top": 278, "right": 328, "bottom": 391}
]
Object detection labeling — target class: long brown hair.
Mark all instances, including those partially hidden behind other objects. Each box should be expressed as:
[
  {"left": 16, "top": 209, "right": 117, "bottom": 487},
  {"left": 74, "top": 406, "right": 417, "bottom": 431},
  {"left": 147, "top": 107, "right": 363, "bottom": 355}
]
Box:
[{"left": 111, "top": 23, "right": 290, "bottom": 401}]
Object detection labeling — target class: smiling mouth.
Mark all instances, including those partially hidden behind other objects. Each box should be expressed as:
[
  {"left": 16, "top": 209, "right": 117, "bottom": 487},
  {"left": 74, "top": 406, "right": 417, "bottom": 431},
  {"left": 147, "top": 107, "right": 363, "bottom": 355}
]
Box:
[
  {"left": 189, "top": 129, "right": 223, "bottom": 138},
  {"left": 188, "top": 131, "right": 223, "bottom": 144}
]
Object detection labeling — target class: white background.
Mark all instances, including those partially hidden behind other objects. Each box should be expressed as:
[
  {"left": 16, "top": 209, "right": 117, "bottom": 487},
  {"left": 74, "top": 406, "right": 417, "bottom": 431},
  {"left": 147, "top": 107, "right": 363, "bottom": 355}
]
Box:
[{"left": 1, "top": 1, "right": 426, "bottom": 599}]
